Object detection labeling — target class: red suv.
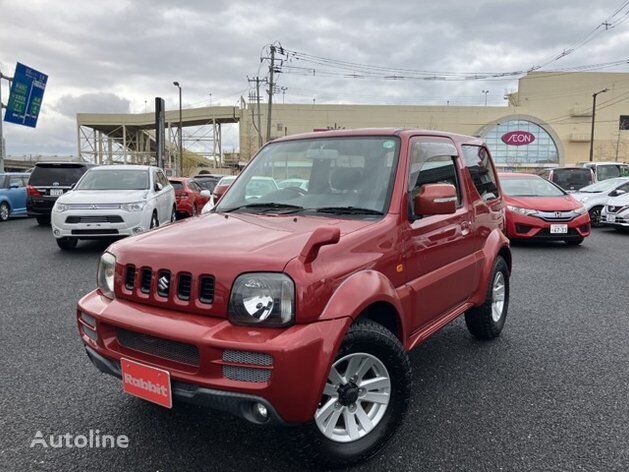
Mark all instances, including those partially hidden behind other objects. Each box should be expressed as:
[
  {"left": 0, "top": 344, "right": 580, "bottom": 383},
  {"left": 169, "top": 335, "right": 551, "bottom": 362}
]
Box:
[
  {"left": 78, "top": 129, "right": 511, "bottom": 466},
  {"left": 168, "top": 177, "right": 211, "bottom": 218}
]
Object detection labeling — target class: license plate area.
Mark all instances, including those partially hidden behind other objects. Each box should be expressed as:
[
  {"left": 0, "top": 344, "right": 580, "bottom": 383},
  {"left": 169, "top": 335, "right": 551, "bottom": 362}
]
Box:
[
  {"left": 605, "top": 214, "right": 616, "bottom": 223},
  {"left": 550, "top": 224, "right": 568, "bottom": 234},
  {"left": 49, "top": 188, "right": 64, "bottom": 197},
  {"left": 121, "top": 358, "right": 172, "bottom": 408}
]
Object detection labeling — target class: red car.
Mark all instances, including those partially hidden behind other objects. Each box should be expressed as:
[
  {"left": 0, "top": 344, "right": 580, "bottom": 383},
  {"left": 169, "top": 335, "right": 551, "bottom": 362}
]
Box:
[
  {"left": 168, "top": 177, "right": 211, "bottom": 218},
  {"left": 78, "top": 129, "right": 511, "bottom": 466},
  {"left": 500, "top": 172, "right": 590, "bottom": 245}
]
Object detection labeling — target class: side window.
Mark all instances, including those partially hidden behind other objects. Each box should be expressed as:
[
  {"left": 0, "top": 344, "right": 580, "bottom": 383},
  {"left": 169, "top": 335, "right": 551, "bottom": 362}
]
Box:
[
  {"left": 21, "top": 176, "right": 29, "bottom": 187},
  {"left": 408, "top": 140, "right": 462, "bottom": 206},
  {"left": 152, "top": 171, "right": 161, "bottom": 190},
  {"left": 616, "top": 182, "right": 629, "bottom": 193},
  {"left": 462, "top": 145, "right": 500, "bottom": 201},
  {"left": 9, "top": 177, "right": 24, "bottom": 188},
  {"left": 160, "top": 172, "right": 170, "bottom": 187}
]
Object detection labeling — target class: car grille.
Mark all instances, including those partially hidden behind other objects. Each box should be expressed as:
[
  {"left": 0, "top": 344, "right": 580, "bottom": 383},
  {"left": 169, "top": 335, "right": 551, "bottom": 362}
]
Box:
[
  {"left": 222, "top": 349, "right": 273, "bottom": 383},
  {"left": 117, "top": 328, "right": 200, "bottom": 366},
  {"left": 71, "top": 229, "right": 119, "bottom": 235},
  {"left": 65, "top": 215, "right": 124, "bottom": 224},
  {"left": 123, "top": 265, "right": 215, "bottom": 305},
  {"left": 535, "top": 210, "right": 579, "bottom": 222}
]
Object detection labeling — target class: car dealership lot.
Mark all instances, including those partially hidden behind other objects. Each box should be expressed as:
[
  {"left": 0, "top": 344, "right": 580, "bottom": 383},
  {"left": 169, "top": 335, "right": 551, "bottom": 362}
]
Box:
[{"left": 1, "top": 218, "right": 628, "bottom": 471}]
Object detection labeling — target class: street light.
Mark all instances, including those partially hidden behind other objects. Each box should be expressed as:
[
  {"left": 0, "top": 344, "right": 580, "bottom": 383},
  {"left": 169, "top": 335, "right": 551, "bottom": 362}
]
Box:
[
  {"left": 589, "top": 88, "right": 609, "bottom": 162},
  {"left": 482, "top": 90, "right": 489, "bottom": 106},
  {"left": 173, "top": 81, "right": 183, "bottom": 176}
]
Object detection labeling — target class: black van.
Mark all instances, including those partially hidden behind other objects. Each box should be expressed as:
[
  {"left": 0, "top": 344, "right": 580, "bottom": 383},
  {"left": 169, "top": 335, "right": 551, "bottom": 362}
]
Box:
[
  {"left": 27, "top": 162, "right": 95, "bottom": 225},
  {"left": 548, "top": 167, "right": 594, "bottom": 193}
]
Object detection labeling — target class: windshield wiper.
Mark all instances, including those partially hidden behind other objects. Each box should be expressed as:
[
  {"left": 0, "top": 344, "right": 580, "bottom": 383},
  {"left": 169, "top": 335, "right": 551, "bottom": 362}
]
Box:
[
  {"left": 313, "top": 206, "right": 384, "bottom": 216},
  {"left": 223, "top": 202, "right": 304, "bottom": 214}
]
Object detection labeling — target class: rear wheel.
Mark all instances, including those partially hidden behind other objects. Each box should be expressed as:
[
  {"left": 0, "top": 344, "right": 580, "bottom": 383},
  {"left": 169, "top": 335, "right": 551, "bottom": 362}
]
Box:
[
  {"left": 293, "top": 320, "right": 411, "bottom": 468},
  {"left": 565, "top": 237, "right": 584, "bottom": 246},
  {"left": 150, "top": 212, "right": 159, "bottom": 229},
  {"left": 0, "top": 202, "right": 9, "bottom": 222},
  {"left": 589, "top": 206, "right": 603, "bottom": 227},
  {"left": 56, "top": 237, "right": 78, "bottom": 250},
  {"left": 36, "top": 215, "right": 50, "bottom": 226},
  {"left": 465, "top": 256, "right": 509, "bottom": 340}
]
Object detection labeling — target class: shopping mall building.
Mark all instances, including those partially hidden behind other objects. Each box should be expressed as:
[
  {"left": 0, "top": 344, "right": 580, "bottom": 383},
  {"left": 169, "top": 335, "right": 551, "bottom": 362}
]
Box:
[{"left": 239, "top": 71, "right": 629, "bottom": 170}]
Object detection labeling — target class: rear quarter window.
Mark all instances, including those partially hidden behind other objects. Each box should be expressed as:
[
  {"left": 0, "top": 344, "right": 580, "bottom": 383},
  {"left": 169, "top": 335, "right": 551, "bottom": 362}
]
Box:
[{"left": 461, "top": 145, "right": 500, "bottom": 201}]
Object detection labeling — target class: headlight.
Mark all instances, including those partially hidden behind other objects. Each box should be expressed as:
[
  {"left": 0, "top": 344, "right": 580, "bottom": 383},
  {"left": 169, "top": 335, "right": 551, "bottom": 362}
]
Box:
[
  {"left": 54, "top": 202, "right": 68, "bottom": 212},
  {"left": 121, "top": 201, "right": 146, "bottom": 212},
  {"left": 229, "top": 273, "right": 294, "bottom": 327},
  {"left": 574, "top": 205, "right": 587, "bottom": 215},
  {"left": 507, "top": 205, "right": 537, "bottom": 216},
  {"left": 97, "top": 252, "right": 116, "bottom": 299}
]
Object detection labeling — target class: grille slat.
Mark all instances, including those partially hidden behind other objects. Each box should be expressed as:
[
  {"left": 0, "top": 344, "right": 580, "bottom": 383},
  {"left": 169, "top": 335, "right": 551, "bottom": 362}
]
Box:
[
  {"left": 223, "top": 350, "right": 273, "bottom": 366},
  {"left": 140, "top": 268, "right": 152, "bottom": 294},
  {"left": 199, "top": 276, "right": 215, "bottom": 304},
  {"left": 223, "top": 365, "right": 271, "bottom": 383},
  {"left": 178, "top": 273, "right": 192, "bottom": 300},
  {"left": 65, "top": 215, "right": 124, "bottom": 224},
  {"left": 117, "top": 328, "right": 199, "bottom": 366},
  {"left": 125, "top": 265, "right": 136, "bottom": 290}
]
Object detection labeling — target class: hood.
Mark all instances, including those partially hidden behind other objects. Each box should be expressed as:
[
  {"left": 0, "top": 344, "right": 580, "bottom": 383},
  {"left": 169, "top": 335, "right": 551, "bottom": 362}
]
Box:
[
  {"left": 113, "top": 212, "right": 374, "bottom": 268},
  {"left": 504, "top": 195, "right": 581, "bottom": 211},
  {"left": 59, "top": 189, "right": 149, "bottom": 204}
]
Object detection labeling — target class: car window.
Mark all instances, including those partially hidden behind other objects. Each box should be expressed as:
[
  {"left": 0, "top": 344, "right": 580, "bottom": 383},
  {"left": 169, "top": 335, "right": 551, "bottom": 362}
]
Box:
[
  {"left": 28, "top": 165, "right": 88, "bottom": 186},
  {"left": 169, "top": 180, "right": 184, "bottom": 190},
  {"left": 461, "top": 145, "right": 500, "bottom": 201},
  {"left": 245, "top": 179, "right": 278, "bottom": 198},
  {"left": 408, "top": 139, "right": 462, "bottom": 206},
  {"left": 501, "top": 177, "right": 565, "bottom": 197},
  {"left": 9, "top": 177, "right": 24, "bottom": 188},
  {"left": 21, "top": 176, "right": 29, "bottom": 186},
  {"left": 76, "top": 169, "right": 149, "bottom": 190},
  {"left": 189, "top": 181, "right": 201, "bottom": 192},
  {"left": 616, "top": 182, "right": 629, "bottom": 193},
  {"left": 159, "top": 171, "right": 170, "bottom": 187}
]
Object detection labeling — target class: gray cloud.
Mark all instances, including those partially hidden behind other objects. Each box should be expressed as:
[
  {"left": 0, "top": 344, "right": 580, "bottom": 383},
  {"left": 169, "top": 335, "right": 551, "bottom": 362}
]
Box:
[{"left": 1, "top": 0, "right": 628, "bottom": 155}]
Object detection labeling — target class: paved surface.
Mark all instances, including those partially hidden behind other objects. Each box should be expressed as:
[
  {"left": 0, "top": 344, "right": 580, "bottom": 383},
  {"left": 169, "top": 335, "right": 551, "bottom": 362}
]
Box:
[{"left": 1, "top": 217, "right": 628, "bottom": 471}]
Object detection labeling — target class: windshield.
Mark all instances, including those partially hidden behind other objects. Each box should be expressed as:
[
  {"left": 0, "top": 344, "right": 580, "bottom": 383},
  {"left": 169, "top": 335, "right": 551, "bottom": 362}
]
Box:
[
  {"left": 194, "top": 179, "right": 217, "bottom": 192},
  {"left": 551, "top": 168, "right": 592, "bottom": 190},
  {"left": 579, "top": 178, "right": 628, "bottom": 193},
  {"left": 76, "top": 169, "right": 149, "bottom": 190},
  {"left": 169, "top": 180, "right": 184, "bottom": 190},
  {"left": 501, "top": 176, "right": 565, "bottom": 197},
  {"left": 596, "top": 164, "right": 623, "bottom": 180},
  {"left": 215, "top": 136, "right": 400, "bottom": 216},
  {"left": 29, "top": 165, "right": 88, "bottom": 186}
]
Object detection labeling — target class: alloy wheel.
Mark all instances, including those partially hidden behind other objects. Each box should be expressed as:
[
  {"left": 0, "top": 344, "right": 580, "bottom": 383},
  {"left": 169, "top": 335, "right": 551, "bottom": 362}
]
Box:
[
  {"left": 0, "top": 203, "right": 9, "bottom": 221},
  {"left": 315, "top": 352, "right": 391, "bottom": 443},
  {"left": 491, "top": 271, "right": 506, "bottom": 322}
]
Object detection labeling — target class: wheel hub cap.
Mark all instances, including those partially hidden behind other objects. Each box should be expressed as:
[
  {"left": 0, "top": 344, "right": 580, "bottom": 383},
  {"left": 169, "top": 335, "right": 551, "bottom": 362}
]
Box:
[
  {"left": 337, "top": 383, "right": 359, "bottom": 406},
  {"left": 491, "top": 271, "right": 506, "bottom": 322}
]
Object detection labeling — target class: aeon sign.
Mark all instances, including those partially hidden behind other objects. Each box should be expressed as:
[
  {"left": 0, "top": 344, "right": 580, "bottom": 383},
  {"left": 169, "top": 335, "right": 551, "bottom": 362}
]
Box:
[{"left": 501, "top": 131, "right": 535, "bottom": 146}]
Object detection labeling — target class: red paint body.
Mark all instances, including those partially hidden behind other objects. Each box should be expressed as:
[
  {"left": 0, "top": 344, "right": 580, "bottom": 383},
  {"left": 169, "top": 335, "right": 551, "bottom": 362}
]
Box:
[
  {"left": 500, "top": 173, "right": 591, "bottom": 241},
  {"left": 169, "top": 177, "right": 210, "bottom": 217},
  {"left": 77, "top": 129, "right": 510, "bottom": 423}
]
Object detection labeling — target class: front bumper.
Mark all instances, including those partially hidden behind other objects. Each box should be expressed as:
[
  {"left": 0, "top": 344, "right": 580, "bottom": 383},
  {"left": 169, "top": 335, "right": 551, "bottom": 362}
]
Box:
[
  {"left": 52, "top": 209, "right": 150, "bottom": 239},
  {"left": 505, "top": 211, "right": 591, "bottom": 241},
  {"left": 600, "top": 209, "right": 629, "bottom": 227},
  {"left": 77, "top": 290, "right": 350, "bottom": 424}
]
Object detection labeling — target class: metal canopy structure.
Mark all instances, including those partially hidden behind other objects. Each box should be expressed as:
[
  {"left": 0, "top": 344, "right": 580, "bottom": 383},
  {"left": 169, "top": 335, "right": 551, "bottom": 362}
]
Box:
[{"left": 76, "top": 105, "right": 240, "bottom": 174}]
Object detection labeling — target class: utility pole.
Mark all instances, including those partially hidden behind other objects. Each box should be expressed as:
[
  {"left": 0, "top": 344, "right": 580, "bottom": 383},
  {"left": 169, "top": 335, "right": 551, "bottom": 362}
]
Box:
[
  {"left": 173, "top": 81, "right": 183, "bottom": 175},
  {"left": 266, "top": 45, "right": 276, "bottom": 142},
  {"left": 482, "top": 90, "right": 489, "bottom": 106},
  {"left": 0, "top": 67, "right": 12, "bottom": 173},
  {"left": 589, "top": 88, "right": 609, "bottom": 162}
]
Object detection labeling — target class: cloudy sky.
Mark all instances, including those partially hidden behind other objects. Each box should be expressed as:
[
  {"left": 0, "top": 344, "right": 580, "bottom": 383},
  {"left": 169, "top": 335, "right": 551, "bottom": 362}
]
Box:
[{"left": 1, "top": 0, "right": 629, "bottom": 156}]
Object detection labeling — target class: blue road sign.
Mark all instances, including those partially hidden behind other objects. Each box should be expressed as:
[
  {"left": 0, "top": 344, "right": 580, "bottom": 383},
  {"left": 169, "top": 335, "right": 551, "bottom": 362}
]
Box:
[{"left": 4, "top": 62, "right": 48, "bottom": 128}]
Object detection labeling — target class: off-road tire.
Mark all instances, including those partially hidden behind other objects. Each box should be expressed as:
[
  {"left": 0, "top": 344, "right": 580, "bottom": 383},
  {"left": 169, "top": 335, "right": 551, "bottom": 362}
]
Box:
[
  {"left": 293, "top": 320, "right": 411, "bottom": 468},
  {"left": 465, "top": 256, "right": 509, "bottom": 340}
]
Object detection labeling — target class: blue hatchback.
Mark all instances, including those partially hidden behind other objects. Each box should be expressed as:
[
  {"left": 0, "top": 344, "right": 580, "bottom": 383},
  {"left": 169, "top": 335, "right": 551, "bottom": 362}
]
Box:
[{"left": 0, "top": 172, "right": 30, "bottom": 221}]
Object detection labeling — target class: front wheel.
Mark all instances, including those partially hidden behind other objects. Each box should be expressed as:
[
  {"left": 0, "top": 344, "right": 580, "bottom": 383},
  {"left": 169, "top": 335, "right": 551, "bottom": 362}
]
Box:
[
  {"left": 589, "top": 206, "right": 603, "bottom": 227},
  {"left": 0, "top": 202, "right": 9, "bottom": 222},
  {"left": 293, "top": 320, "right": 411, "bottom": 468},
  {"left": 465, "top": 256, "right": 509, "bottom": 340},
  {"left": 56, "top": 237, "right": 78, "bottom": 250}
]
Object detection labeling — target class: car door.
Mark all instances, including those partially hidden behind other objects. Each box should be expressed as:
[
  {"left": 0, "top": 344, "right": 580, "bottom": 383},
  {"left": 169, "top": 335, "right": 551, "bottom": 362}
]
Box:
[
  {"left": 8, "top": 175, "right": 27, "bottom": 214},
  {"left": 403, "top": 136, "right": 478, "bottom": 332}
]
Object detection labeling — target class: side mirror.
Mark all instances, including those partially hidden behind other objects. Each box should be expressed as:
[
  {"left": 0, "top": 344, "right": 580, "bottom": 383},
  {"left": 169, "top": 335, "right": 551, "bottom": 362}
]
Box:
[
  {"left": 200, "top": 190, "right": 211, "bottom": 198},
  {"left": 154, "top": 182, "right": 163, "bottom": 192},
  {"left": 413, "top": 183, "right": 457, "bottom": 217}
]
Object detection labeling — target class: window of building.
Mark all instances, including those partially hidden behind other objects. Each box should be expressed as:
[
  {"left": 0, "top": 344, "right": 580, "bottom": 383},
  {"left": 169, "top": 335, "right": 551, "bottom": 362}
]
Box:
[
  {"left": 481, "top": 119, "right": 559, "bottom": 165},
  {"left": 462, "top": 145, "right": 500, "bottom": 201}
]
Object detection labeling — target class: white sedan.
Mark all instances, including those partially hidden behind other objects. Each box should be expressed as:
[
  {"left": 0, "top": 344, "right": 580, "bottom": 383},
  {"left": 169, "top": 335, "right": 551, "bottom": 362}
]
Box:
[
  {"left": 572, "top": 177, "right": 629, "bottom": 227},
  {"left": 601, "top": 191, "right": 629, "bottom": 232},
  {"left": 51, "top": 165, "right": 176, "bottom": 250}
]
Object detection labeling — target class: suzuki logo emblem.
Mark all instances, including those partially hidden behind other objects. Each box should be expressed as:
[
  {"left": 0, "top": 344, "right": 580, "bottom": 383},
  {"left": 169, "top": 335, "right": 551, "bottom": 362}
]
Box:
[{"left": 158, "top": 275, "right": 169, "bottom": 292}]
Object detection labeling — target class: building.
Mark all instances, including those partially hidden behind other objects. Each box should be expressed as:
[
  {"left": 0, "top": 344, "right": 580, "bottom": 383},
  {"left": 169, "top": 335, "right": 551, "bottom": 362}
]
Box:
[{"left": 77, "top": 71, "right": 629, "bottom": 174}]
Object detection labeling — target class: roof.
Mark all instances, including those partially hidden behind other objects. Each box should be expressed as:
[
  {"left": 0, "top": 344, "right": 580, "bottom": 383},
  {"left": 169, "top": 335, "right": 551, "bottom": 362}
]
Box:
[
  {"left": 270, "top": 128, "right": 484, "bottom": 145},
  {"left": 498, "top": 172, "right": 539, "bottom": 178},
  {"left": 0, "top": 172, "right": 30, "bottom": 176},
  {"left": 90, "top": 164, "right": 154, "bottom": 171},
  {"left": 167, "top": 177, "right": 189, "bottom": 182}
]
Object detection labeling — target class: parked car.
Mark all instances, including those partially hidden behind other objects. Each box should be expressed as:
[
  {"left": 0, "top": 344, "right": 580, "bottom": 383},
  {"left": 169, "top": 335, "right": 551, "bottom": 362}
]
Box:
[
  {"left": 51, "top": 165, "right": 175, "bottom": 250},
  {"left": 168, "top": 177, "right": 211, "bottom": 218},
  {"left": 548, "top": 166, "right": 594, "bottom": 192},
  {"left": 77, "top": 129, "right": 511, "bottom": 467},
  {"left": 571, "top": 177, "right": 629, "bottom": 226},
  {"left": 0, "top": 172, "right": 29, "bottom": 222},
  {"left": 201, "top": 175, "right": 236, "bottom": 213},
  {"left": 27, "top": 162, "right": 94, "bottom": 225},
  {"left": 278, "top": 178, "right": 309, "bottom": 191},
  {"left": 193, "top": 174, "right": 222, "bottom": 193},
  {"left": 578, "top": 161, "right": 629, "bottom": 182},
  {"left": 601, "top": 191, "right": 629, "bottom": 232},
  {"left": 500, "top": 172, "right": 590, "bottom": 245}
]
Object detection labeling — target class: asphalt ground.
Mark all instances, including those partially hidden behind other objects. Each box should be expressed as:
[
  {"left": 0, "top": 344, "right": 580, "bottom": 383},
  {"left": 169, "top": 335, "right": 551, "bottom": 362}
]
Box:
[{"left": 1, "top": 217, "right": 628, "bottom": 471}]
